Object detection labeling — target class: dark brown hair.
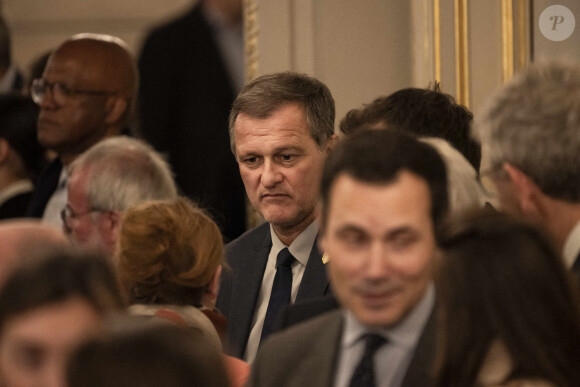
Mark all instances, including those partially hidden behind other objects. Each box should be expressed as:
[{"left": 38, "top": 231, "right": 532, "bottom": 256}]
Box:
[
  {"left": 339, "top": 84, "right": 480, "bottom": 171},
  {"left": 0, "top": 248, "right": 124, "bottom": 335},
  {"left": 67, "top": 319, "right": 229, "bottom": 387},
  {"left": 435, "top": 209, "right": 580, "bottom": 386}
]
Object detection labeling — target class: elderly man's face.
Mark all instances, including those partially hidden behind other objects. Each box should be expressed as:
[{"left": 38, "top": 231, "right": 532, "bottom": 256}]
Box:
[
  {"left": 37, "top": 44, "right": 115, "bottom": 161},
  {"left": 234, "top": 103, "right": 331, "bottom": 235},
  {"left": 64, "top": 169, "right": 114, "bottom": 256},
  {"left": 321, "top": 171, "right": 436, "bottom": 328}
]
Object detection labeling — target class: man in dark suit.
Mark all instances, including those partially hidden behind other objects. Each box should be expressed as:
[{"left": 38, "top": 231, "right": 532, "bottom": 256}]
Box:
[
  {"left": 0, "top": 16, "right": 23, "bottom": 94},
  {"left": 216, "top": 72, "right": 338, "bottom": 362},
  {"left": 138, "top": 0, "right": 246, "bottom": 241},
  {"left": 26, "top": 34, "right": 137, "bottom": 228},
  {"left": 250, "top": 129, "right": 449, "bottom": 387},
  {"left": 473, "top": 61, "right": 580, "bottom": 277},
  {"left": 0, "top": 95, "right": 43, "bottom": 219}
]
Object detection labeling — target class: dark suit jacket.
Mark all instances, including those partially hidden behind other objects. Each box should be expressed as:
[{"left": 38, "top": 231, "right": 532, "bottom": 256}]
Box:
[
  {"left": 250, "top": 308, "right": 437, "bottom": 387},
  {"left": 0, "top": 191, "right": 32, "bottom": 219},
  {"left": 217, "top": 222, "right": 331, "bottom": 358},
  {"left": 274, "top": 295, "right": 339, "bottom": 331},
  {"left": 25, "top": 158, "right": 62, "bottom": 218},
  {"left": 138, "top": 4, "right": 246, "bottom": 242}
]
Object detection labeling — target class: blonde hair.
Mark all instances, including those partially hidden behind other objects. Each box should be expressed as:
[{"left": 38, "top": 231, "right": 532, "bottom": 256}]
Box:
[{"left": 116, "top": 197, "right": 223, "bottom": 306}]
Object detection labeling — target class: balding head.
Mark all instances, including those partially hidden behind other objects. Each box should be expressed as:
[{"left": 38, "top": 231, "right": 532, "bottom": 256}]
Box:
[
  {"left": 64, "top": 34, "right": 137, "bottom": 101},
  {"left": 0, "top": 220, "right": 69, "bottom": 286}
]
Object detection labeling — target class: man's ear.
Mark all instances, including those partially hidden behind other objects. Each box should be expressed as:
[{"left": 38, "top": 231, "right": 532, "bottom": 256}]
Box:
[
  {"left": 325, "top": 133, "right": 339, "bottom": 153},
  {"left": 503, "top": 163, "right": 543, "bottom": 215},
  {"left": 106, "top": 210, "right": 122, "bottom": 246},
  {"left": 104, "top": 96, "right": 128, "bottom": 126}
]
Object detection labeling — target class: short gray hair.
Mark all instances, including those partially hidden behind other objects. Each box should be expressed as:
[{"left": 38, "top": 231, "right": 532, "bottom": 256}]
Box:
[
  {"left": 474, "top": 61, "right": 580, "bottom": 202},
  {"left": 70, "top": 137, "right": 177, "bottom": 211},
  {"left": 228, "top": 72, "right": 335, "bottom": 155}
]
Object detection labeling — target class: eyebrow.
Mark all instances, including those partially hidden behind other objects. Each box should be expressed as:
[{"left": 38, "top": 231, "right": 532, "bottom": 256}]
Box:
[{"left": 335, "top": 224, "right": 417, "bottom": 237}]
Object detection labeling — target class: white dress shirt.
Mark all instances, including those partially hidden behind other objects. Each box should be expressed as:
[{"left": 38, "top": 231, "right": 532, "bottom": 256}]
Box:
[
  {"left": 563, "top": 219, "right": 580, "bottom": 269},
  {"left": 334, "top": 283, "right": 435, "bottom": 387},
  {"left": 41, "top": 168, "right": 68, "bottom": 229},
  {"left": 243, "top": 220, "right": 319, "bottom": 363}
]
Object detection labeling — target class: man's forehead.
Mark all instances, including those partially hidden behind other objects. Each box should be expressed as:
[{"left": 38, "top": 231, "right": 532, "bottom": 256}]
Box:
[
  {"left": 325, "top": 172, "right": 432, "bottom": 220},
  {"left": 46, "top": 40, "right": 127, "bottom": 88}
]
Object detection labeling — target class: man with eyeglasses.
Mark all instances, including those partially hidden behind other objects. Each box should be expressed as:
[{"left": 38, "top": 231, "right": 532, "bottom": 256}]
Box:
[
  {"left": 26, "top": 33, "right": 137, "bottom": 228},
  {"left": 62, "top": 137, "right": 177, "bottom": 257},
  {"left": 474, "top": 61, "right": 580, "bottom": 281}
]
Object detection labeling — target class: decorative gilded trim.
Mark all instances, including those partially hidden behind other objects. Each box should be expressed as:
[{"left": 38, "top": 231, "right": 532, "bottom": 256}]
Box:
[
  {"left": 243, "top": 0, "right": 262, "bottom": 229},
  {"left": 516, "top": 0, "right": 528, "bottom": 70},
  {"left": 434, "top": 0, "right": 441, "bottom": 82},
  {"left": 243, "top": 0, "right": 260, "bottom": 83},
  {"left": 454, "top": 0, "right": 469, "bottom": 107},
  {"left": 501, "top": 0, "right": 514, "bottom": 82}
]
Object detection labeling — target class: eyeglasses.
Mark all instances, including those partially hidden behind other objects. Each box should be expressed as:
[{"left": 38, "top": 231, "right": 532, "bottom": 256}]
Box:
[
  {"left": 30, "top": 78, "right": 117, "bottom": 105},
  {"left": 60, "top": 205, "right": 106, "bottom": 234}
]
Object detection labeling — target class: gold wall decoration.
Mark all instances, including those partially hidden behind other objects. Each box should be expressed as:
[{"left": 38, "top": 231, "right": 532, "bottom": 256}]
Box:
[
  {"left": 434, "top": 0, "right": 441, "bottom": 82},
  {"left": 516, "top": 0, "right": 528, "bottom": 70},
  {"left": 244, "top": 0, "right": 260, "bottom": 83},
  {"left": 501, "top": 0, "right": 514, "bottom": 82},
  {"left": 243, "top": 0, "right": 262, "bottom": 229},
  {"left": 454, "top": 0, "right": 469, "bottom": 107}
]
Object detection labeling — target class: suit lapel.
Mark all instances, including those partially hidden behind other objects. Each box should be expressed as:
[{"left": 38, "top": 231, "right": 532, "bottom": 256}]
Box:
[
  {"left": 228, "top": 225, "right": 271, "bottom": 355},
  {"left": 400, "top": 307, "right": 437, "bottom": 387},
  {"left": 293, "top": 312, "right": 343, "bottom": 387},
  {"left": 296, "top": 235, "right": 330, "bottom": 300}
]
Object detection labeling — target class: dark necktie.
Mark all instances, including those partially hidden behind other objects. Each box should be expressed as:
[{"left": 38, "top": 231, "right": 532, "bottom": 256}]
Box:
[
  {"left": 260, "top": 248, "right": 296, "bottom": 344},
  {"left": 349, "top": 333, "right": 388, "bottom": 387}
]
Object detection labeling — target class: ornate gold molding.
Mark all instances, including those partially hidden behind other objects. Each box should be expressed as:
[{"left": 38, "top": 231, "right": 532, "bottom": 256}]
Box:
[
  {"left": 501, "top": 0, "right": 514, "bottom": 82},
  {"left": 434, "top": 0, "right": 441, "bottom": 82},
  {"left": 243, "top": 0, "right": 260, "bottom": 83},
  {"left": 454, "top": 0, "right": 469, "bottom": 107},
  {"left": 516, "top": 0, "right": 529, "bottom": 70}
]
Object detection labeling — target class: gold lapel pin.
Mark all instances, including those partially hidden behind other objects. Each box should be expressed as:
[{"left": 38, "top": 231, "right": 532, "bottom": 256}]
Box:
[{"left": 322, "top": 252, "right": 329, "bottom": 264}]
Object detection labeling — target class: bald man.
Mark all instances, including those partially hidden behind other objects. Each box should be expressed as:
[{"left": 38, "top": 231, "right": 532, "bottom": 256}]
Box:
[
  {"left": 0, "top": 220, "right": 69, "bottom": 287},
  {"left": 26, "top": 34, "right": 137, "bottom": 228}
]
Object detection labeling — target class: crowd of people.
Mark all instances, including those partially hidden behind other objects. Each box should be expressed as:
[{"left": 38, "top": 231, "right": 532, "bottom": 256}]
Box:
[{"left": 1, "top": 3, "right": 580, "bottom": 386}]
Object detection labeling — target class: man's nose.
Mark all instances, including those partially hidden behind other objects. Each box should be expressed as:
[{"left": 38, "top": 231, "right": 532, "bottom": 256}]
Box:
[
  {"left": 39, "top": 86, "right": 58, "bottom": 109},
  {"left": 260, "top": 159, "right": 283, "bottom": 187},
  {"left": 365, "top": 244, "right": 392, "bottom": 279}
]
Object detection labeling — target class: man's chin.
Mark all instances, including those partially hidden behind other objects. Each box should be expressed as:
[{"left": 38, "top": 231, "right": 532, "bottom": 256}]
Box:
[{"left": 355, "top": 310, "right": 402, "bottom": 329}]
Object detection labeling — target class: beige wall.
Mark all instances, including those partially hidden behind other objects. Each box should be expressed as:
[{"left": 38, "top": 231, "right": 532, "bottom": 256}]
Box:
[
  {"left": 5, "top": 0, "right": 573, "bottom": 121},
  {"left": 250, "top": 0, "right": 514, "bottom": 126},
  {"left": 2, "top": 0, "right": 192, "bottom": 82},
  {"left": 254, "top": 0, "right": 413, "bottom": 129}
]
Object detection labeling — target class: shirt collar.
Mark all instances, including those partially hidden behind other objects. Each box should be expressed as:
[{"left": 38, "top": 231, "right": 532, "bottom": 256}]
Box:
[
  {"left": 562, "top": 219, "right": 580, "bottom": 268},
  {"left": 342, "top": 282, "right": 435, "bottom": 350},
  {"left": 270, "top": 220, "right": 319, "bottom": 267}
]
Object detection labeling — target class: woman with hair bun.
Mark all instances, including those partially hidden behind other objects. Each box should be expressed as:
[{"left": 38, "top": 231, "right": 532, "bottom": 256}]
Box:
[{"left": 115, "top": 197, "right": 248, "bottom": 387}]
